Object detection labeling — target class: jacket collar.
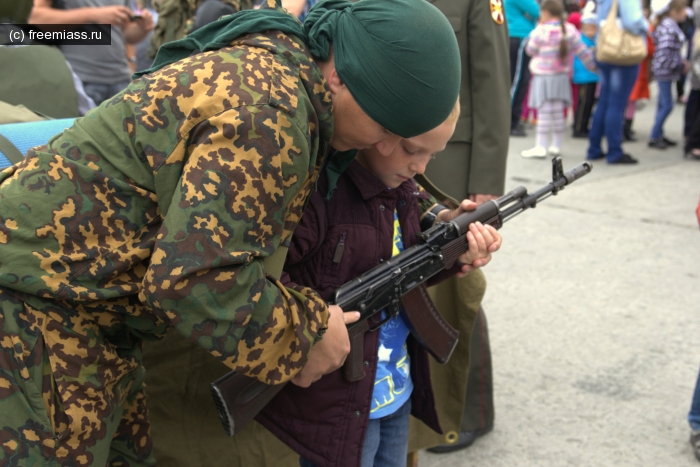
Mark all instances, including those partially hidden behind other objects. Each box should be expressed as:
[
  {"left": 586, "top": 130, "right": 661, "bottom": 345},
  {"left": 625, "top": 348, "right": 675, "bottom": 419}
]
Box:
[{"left": 344, "top": 160, "right": 418, "bottom": 201}]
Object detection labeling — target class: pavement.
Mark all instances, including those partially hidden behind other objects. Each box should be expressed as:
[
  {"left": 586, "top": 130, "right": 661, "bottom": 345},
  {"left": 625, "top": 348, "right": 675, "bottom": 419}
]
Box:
[{"left": 418, "top": 92, "right": 700, "bottom": 467}]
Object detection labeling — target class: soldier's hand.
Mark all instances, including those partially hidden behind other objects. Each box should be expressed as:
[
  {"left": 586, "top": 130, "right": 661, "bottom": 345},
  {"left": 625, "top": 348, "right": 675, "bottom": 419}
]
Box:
[
  {"left": 91, "top": 5, "right": 132, "bottom": 27},
  {"left": 290, "top": 305, "right": 360, "bottom": 388},
  {"left": 469, "top": 193, "right": 499, "bottom": 206},
  {"left": 435, "top": 199, "right": 476, "bottom": 223}
]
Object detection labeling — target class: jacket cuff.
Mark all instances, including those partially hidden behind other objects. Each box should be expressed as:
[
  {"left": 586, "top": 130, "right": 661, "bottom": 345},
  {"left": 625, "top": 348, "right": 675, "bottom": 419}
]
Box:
[{"left": 420, "top": 203, "right": 448, "bottom": 231}]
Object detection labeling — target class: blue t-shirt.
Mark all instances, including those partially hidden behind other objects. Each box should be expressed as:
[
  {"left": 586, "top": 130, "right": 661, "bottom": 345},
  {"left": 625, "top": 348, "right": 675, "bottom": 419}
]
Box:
[{"left": 369, "top": 210, "right": 413, "bottom": 419}]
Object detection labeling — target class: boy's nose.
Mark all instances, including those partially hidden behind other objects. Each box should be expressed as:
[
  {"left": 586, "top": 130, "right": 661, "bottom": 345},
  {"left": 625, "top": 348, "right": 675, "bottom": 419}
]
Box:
[
  {"left": 374, "top": 134, "right": 402, "bottom": 156},
  {"left": 410, "top": 157, "right": 430, "bottom": 175}
]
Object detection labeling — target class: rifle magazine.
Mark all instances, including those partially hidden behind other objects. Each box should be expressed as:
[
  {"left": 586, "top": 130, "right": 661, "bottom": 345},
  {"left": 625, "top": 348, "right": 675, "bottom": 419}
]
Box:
[{"left": 400, "top": 285, "right": 459, "bottom": 364}]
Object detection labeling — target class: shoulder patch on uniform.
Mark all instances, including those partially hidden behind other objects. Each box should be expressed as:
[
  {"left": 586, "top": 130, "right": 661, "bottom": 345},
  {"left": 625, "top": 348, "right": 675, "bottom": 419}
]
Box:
[{"left": 490, "top": 0, "right": 505, "bottom": 25}]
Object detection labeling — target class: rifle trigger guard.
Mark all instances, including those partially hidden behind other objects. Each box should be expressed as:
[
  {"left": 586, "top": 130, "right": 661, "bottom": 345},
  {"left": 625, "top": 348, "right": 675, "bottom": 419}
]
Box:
[{"left": 367, "top": 299, "right": 401, "bottom": 332}]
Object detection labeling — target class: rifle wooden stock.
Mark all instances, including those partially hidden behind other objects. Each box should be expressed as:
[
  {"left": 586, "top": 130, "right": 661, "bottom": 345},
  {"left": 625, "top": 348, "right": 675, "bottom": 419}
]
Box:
[{"left": 210, "top": 371, "right": 285, "bottom": 436}]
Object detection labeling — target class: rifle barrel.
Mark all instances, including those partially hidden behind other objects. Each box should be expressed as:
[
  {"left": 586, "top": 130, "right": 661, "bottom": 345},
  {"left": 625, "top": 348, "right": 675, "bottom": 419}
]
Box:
[{"left": 500, "top": 161, "right": 591, "bottom": 222}]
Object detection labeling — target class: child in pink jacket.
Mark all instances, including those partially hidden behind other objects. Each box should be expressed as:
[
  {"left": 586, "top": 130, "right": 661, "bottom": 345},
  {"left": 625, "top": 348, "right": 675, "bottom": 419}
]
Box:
[{"left": 521, "top": 0, "right": 596, "bottom": 158}]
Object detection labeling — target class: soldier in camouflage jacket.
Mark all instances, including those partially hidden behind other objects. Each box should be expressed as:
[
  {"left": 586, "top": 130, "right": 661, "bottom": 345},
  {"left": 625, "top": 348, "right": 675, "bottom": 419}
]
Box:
[{"left": 0, "top": 0, "right": 461, "bottom": 465}]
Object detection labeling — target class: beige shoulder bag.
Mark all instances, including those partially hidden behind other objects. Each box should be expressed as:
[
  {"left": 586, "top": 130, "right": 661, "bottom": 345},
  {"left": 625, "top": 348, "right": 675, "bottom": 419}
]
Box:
[{"left": 596, "top": 0, "right": 648, "bottom": 66}]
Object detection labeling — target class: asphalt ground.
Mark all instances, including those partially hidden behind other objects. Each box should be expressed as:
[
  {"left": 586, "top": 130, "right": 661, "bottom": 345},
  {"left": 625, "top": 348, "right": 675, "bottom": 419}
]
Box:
[{"left": 418, "top": 92, "right": 700, "bottom": 467}]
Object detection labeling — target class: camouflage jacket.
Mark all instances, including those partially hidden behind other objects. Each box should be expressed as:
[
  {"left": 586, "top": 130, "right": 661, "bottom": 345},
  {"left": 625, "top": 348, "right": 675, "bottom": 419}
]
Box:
[{"left": 0, "top": 30, "right": 334, "bottom": 385}]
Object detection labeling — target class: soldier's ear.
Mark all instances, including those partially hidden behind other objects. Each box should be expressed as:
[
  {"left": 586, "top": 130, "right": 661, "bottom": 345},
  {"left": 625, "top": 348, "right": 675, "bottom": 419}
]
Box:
[{"left": 326, "top": 68, "right": 346, "bottom": 95}]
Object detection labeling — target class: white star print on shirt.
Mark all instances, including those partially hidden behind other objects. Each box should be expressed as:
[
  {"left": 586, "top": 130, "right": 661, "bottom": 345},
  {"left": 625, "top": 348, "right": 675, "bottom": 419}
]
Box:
[{"left": 377, "top": 344, "right": 392, "bottom": 362}]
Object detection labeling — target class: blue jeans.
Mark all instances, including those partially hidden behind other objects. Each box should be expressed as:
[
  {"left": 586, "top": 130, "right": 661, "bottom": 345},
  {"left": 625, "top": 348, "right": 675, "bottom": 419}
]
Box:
[
  {"left": 82, "top": 80, "right": 131, "bottom": 106},
  {"left": 300, "top": 399, "right": 412, "bottom": 467},
  {"left": 651, "top": 80, "right": 674, "bottom": 140},
  {"left": 587, "top": 62, "right": 639, "bottom": 162},
  {"left": 689, "top": 365, "right": 700, "bottom": 431}
]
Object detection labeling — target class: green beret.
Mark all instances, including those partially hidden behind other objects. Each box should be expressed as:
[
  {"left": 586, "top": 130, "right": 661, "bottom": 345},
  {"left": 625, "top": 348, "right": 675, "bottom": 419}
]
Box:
[
  {"left": 304, "top": 0, "right": 461, "bottom": 137},
  {"left": 138, "top": 0, "right": 460, "bottom": 138}
]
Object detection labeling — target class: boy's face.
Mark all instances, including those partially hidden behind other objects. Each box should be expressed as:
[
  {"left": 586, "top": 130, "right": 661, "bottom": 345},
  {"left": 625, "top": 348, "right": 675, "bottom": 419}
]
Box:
[
  {"left": 356, "top": 119, "right": 456, "bottom": 189},
  {"left": 581, "top": 23, "right": 597, "bottom": 38},
  {"left": 670, "top": 7, "right": 687, "bottom": 22}
]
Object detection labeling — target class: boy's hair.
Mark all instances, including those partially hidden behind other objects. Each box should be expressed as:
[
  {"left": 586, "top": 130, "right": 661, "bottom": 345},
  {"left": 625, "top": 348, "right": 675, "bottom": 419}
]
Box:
[
  {"left": 669, "top": 0, "right": 686, "bottom": 12},
  {"left": 654, "top": 0, "right": 686, "bottom": 24},
  {"left": 445, "top": 96, "right": 461, "bottom": 125},
  {"left": 541, "top": 0, "right": 568, "bottom": 59}
]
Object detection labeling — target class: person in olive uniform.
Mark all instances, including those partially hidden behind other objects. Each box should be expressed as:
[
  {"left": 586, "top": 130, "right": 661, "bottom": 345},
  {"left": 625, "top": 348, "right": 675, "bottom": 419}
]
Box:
[
  {"left": 0, "top": 0, "right": 461, "bottom": 465},
  {"left": 408, "top": 0, "right": 510, "bottom": 456}
]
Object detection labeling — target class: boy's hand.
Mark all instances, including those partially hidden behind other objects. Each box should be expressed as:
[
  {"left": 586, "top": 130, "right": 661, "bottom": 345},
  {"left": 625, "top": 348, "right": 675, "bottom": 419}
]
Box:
[
  {"left": 431, "top": 198, "right": 502, "bottom": 276},
  {"left": 435, "top": 198, "right": 477, "bottom": 223},
  {"left": 291, "top": 305, "right": 360, "bottom": 387},
  {"left": 456, "top": 221, "right": 502, "bottom": 277}
]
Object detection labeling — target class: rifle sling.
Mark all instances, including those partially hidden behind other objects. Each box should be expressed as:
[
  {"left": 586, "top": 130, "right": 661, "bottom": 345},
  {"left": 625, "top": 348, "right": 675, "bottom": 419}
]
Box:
[{"left": 415, "top": 173, "right": 459, "bottom": 209}]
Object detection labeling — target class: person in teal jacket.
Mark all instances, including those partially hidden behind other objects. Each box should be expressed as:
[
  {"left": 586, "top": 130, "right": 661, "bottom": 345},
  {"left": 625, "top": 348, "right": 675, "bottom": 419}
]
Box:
[
  {"left": 505, "top": 0, "right": 540, "bottom": 136},
  {"left": 572, "top": 11, "right": 599, "bottom": 138}
]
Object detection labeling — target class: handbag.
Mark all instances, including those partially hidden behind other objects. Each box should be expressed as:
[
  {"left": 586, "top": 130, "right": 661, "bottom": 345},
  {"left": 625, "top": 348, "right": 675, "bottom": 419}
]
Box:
[{"left": 595, "top": 0, "right": 648, "bottom": 66}]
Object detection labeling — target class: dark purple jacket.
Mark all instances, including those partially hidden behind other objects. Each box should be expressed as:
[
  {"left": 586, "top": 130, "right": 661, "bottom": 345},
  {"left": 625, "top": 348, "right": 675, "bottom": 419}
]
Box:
[{"left": 256, "top": 160, "right": 455, "bottom": 467}]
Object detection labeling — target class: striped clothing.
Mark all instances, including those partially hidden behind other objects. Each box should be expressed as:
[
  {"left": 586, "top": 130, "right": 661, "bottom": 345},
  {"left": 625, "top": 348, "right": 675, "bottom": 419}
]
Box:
[
  {"left": 652, "top": 17, "right": 686, "bottom": 82},
  {"left": 526, "top": 20, "right": 595, "bottom": 75}
]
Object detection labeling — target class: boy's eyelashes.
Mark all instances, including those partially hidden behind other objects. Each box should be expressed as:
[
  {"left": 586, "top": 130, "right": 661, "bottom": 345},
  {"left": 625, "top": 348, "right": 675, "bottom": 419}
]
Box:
[
  {"left": 401, "top": 144, "right": 422, "bottom": 155},
  {"left": 401, "top": 146, "right": 435, "bottom": 159}
]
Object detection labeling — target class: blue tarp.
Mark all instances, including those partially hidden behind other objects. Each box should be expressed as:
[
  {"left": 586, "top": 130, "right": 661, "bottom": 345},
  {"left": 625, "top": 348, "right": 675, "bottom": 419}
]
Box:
[{"left": 0, "top": 118, "right": 76, "bottom": 168}]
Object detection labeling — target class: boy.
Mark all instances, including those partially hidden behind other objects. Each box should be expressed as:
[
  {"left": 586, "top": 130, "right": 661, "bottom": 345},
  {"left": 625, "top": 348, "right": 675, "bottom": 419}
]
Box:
[
  {"left": 255, "top": 101, "right": 502, "bottom": 467},
  {"left": 572, "top": 2, "right": 600, "bottom": 138},
  {"left": 649, "top": 0, "right": 690, "bottom": 149}
]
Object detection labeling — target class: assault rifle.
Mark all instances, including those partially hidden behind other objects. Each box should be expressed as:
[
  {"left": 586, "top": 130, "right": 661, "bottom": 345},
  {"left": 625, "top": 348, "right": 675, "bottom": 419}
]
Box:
[{"left": 210, "top": 157, "right": 592, "bottom": 436}]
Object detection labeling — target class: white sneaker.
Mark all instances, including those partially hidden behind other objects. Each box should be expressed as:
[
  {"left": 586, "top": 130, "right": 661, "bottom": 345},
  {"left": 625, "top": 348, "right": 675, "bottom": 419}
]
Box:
[
  {"left": 547, "top": 146, "right": 561, "bottom": 156},
  {"left": 521, "top": 146, "right": 547, "bottom": 158}
]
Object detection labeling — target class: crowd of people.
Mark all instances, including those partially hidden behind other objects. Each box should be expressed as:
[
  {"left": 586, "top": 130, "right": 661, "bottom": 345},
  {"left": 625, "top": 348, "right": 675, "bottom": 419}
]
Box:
[
  {"left": 0, "top": 0, "right": 698, "bottom": 466},
  {"left": 509, "top": 0, "right": 700, "bottom": 163}
]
